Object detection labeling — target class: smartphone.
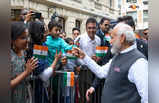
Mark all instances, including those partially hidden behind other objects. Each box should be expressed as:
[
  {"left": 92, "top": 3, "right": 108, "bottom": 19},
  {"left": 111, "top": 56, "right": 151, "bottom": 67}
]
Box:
[{"left": 32, "top": 12, "right": 41, "bottom": 19}]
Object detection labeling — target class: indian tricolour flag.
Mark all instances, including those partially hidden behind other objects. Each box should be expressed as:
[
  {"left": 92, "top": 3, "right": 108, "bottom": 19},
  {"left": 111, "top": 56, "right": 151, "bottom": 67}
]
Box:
[
  {"left": 96, "top": 46, "right": 108, "bottom": 57},
  {"left": 33, "top": 44, "right": 48, "bottom": 59},
  {"left": 63, "top": 72, "right": 74, "bottom": 87},
  {"left": 66, "top": 50, "right": 77, "bottom": 60},
  {"left": 105, "top": 34, "right": 111, "bottom": 41}
]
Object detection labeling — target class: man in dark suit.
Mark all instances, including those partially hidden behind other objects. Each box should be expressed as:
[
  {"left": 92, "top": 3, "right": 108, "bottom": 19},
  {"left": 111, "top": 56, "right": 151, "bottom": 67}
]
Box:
[{"left": 143, "top": 28, "right": 149, "bottom": 41}]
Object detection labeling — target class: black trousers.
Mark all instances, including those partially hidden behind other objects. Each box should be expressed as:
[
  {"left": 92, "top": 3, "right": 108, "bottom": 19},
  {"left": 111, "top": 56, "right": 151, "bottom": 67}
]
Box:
[{"left": 78, "top": 67, "right": 95, "bottom": 103}]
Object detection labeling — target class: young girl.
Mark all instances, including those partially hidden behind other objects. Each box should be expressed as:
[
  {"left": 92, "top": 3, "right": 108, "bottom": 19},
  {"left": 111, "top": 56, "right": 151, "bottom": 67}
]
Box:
[
  {"left": 11, "top": 21, "right": 61, "bottom": 103},
  {"left": 11, "top": 21, "right": 38, "bottom": 103}
]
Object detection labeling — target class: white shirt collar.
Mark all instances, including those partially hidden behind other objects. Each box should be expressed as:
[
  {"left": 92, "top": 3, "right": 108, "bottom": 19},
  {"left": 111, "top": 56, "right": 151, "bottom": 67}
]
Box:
[
  {"left": 120, "top": 43, "right": 137, "bottom": 54},
  {"left": 85, "top": 32, "right": 95, "bottom": 42}
]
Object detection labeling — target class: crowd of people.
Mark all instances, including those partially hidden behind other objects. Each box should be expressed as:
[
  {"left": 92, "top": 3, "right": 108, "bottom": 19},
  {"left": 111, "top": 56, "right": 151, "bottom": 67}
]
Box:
[{"left": 10, "top": 9, "right": 148, "bottom": 103}]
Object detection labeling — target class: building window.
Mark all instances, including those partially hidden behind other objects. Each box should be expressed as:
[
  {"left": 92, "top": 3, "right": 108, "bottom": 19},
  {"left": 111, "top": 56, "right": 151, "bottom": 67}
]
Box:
[
  {"left": 143, "top": 10, "right": 148, "bottom": 22},
  {"left": 143, "top": 1, "right": 148, "bottom": 5},
  {"left": 118, "top": 0, "right": 122, "bottom": 8},
  {"left": 127, "top": 11, "right": 137, "bottom": 23},
  {"left": 58, "top": 17, "right": 65, "bottom": 32},
  {"left": 110, "top": 0, "right": 113, "bottom": 8},
  {"left": 11, "top": 9, "right": 21, "bottom": 21},
  {"left": 75, "top": 20, "right": 81, "bottom": 29},
  {"left": 126, "top": 0, "right": 137, "bottom": 3}
]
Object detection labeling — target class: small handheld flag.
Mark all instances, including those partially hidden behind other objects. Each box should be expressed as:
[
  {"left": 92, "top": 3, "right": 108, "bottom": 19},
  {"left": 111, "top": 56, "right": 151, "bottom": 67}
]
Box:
[
  {"left": 66, "top": 50, "right": 77, "bottom": 60},
  {"left": 104, "top": 34, "right": 111, "bottom": 42},
  {"left": 63, "top": 72, "right": 75, "bottom": 87},
  {"left": 33, "top": 44, "right": 48, "bottom": 59},
  {"left": 96, "top": 46, "right": 108, "bottom": 57}
]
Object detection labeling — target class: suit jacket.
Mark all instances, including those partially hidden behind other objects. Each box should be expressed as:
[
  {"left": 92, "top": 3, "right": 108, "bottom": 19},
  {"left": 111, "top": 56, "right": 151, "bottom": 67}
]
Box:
[
  {"left": 136, "top": 39, "right": 148, "bottom": 59},
  {"left": 96, "top": 29, "right": 113, "bottom": 65}
]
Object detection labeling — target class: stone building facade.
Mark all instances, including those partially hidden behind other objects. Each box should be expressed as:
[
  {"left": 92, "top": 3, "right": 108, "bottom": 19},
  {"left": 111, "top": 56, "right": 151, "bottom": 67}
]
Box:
[
  {"left": 120, "top": 0, "right": 148, "bottom": 30},
  {"left": 11, "top": 0, "right": 120, "bottom": 37}
]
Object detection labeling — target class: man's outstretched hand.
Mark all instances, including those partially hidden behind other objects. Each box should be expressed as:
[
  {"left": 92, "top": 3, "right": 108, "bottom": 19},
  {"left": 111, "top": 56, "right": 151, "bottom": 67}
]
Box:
[{"left": 72, "top": 47, "right": 85, "bottom": 59}]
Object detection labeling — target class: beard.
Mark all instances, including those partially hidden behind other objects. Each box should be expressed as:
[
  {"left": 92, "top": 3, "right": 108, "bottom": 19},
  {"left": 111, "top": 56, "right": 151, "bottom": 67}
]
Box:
[{"left": 111, "top": 38, "right": 121, "bottom": 54}]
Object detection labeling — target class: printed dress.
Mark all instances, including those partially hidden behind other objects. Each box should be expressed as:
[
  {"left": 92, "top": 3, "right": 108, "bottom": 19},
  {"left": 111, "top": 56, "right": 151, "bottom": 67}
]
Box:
[{"left": 10, "top": 49, "right": 32, "bottom": 103}]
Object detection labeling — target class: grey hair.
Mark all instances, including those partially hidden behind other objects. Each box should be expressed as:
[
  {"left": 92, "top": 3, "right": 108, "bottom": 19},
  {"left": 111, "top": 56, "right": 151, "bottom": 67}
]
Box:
[{"left": 114, "top": 23, "right": 136, "bottom": 43}]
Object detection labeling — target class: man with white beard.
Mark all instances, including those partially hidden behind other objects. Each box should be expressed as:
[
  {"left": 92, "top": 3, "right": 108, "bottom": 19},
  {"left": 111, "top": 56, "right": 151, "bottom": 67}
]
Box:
[{"left": 72, "top": 23, "right": 148, "bottom": 103}]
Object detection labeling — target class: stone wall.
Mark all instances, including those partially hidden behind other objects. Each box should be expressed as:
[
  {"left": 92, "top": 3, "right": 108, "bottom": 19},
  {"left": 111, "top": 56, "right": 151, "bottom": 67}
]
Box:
[{"left": 11, "top": 0, "right": 119, "bottom": 37}]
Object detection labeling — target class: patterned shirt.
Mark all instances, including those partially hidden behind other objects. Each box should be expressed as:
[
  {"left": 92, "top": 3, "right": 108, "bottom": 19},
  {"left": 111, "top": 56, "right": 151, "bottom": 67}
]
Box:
[{"left": 10, "top": 49, "right": 31, "bottom": 103}]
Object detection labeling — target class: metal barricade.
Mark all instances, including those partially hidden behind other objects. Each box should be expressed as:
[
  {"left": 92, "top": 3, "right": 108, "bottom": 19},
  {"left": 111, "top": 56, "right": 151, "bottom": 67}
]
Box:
[
  {"left": 29, "top": 74, "right": 49, "bottom": 103},
  {"left": 50, "top": 70, "right": 78, "bottom": 103}
]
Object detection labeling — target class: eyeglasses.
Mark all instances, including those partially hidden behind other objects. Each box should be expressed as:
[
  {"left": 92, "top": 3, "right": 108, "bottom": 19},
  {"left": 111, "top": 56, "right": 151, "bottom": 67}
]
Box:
[
  {"left": 105, "top": 24, "right": 110, "bottom": 27},
  {"left": 144, "top": 33, "right": 148, "bottom": 35}
]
